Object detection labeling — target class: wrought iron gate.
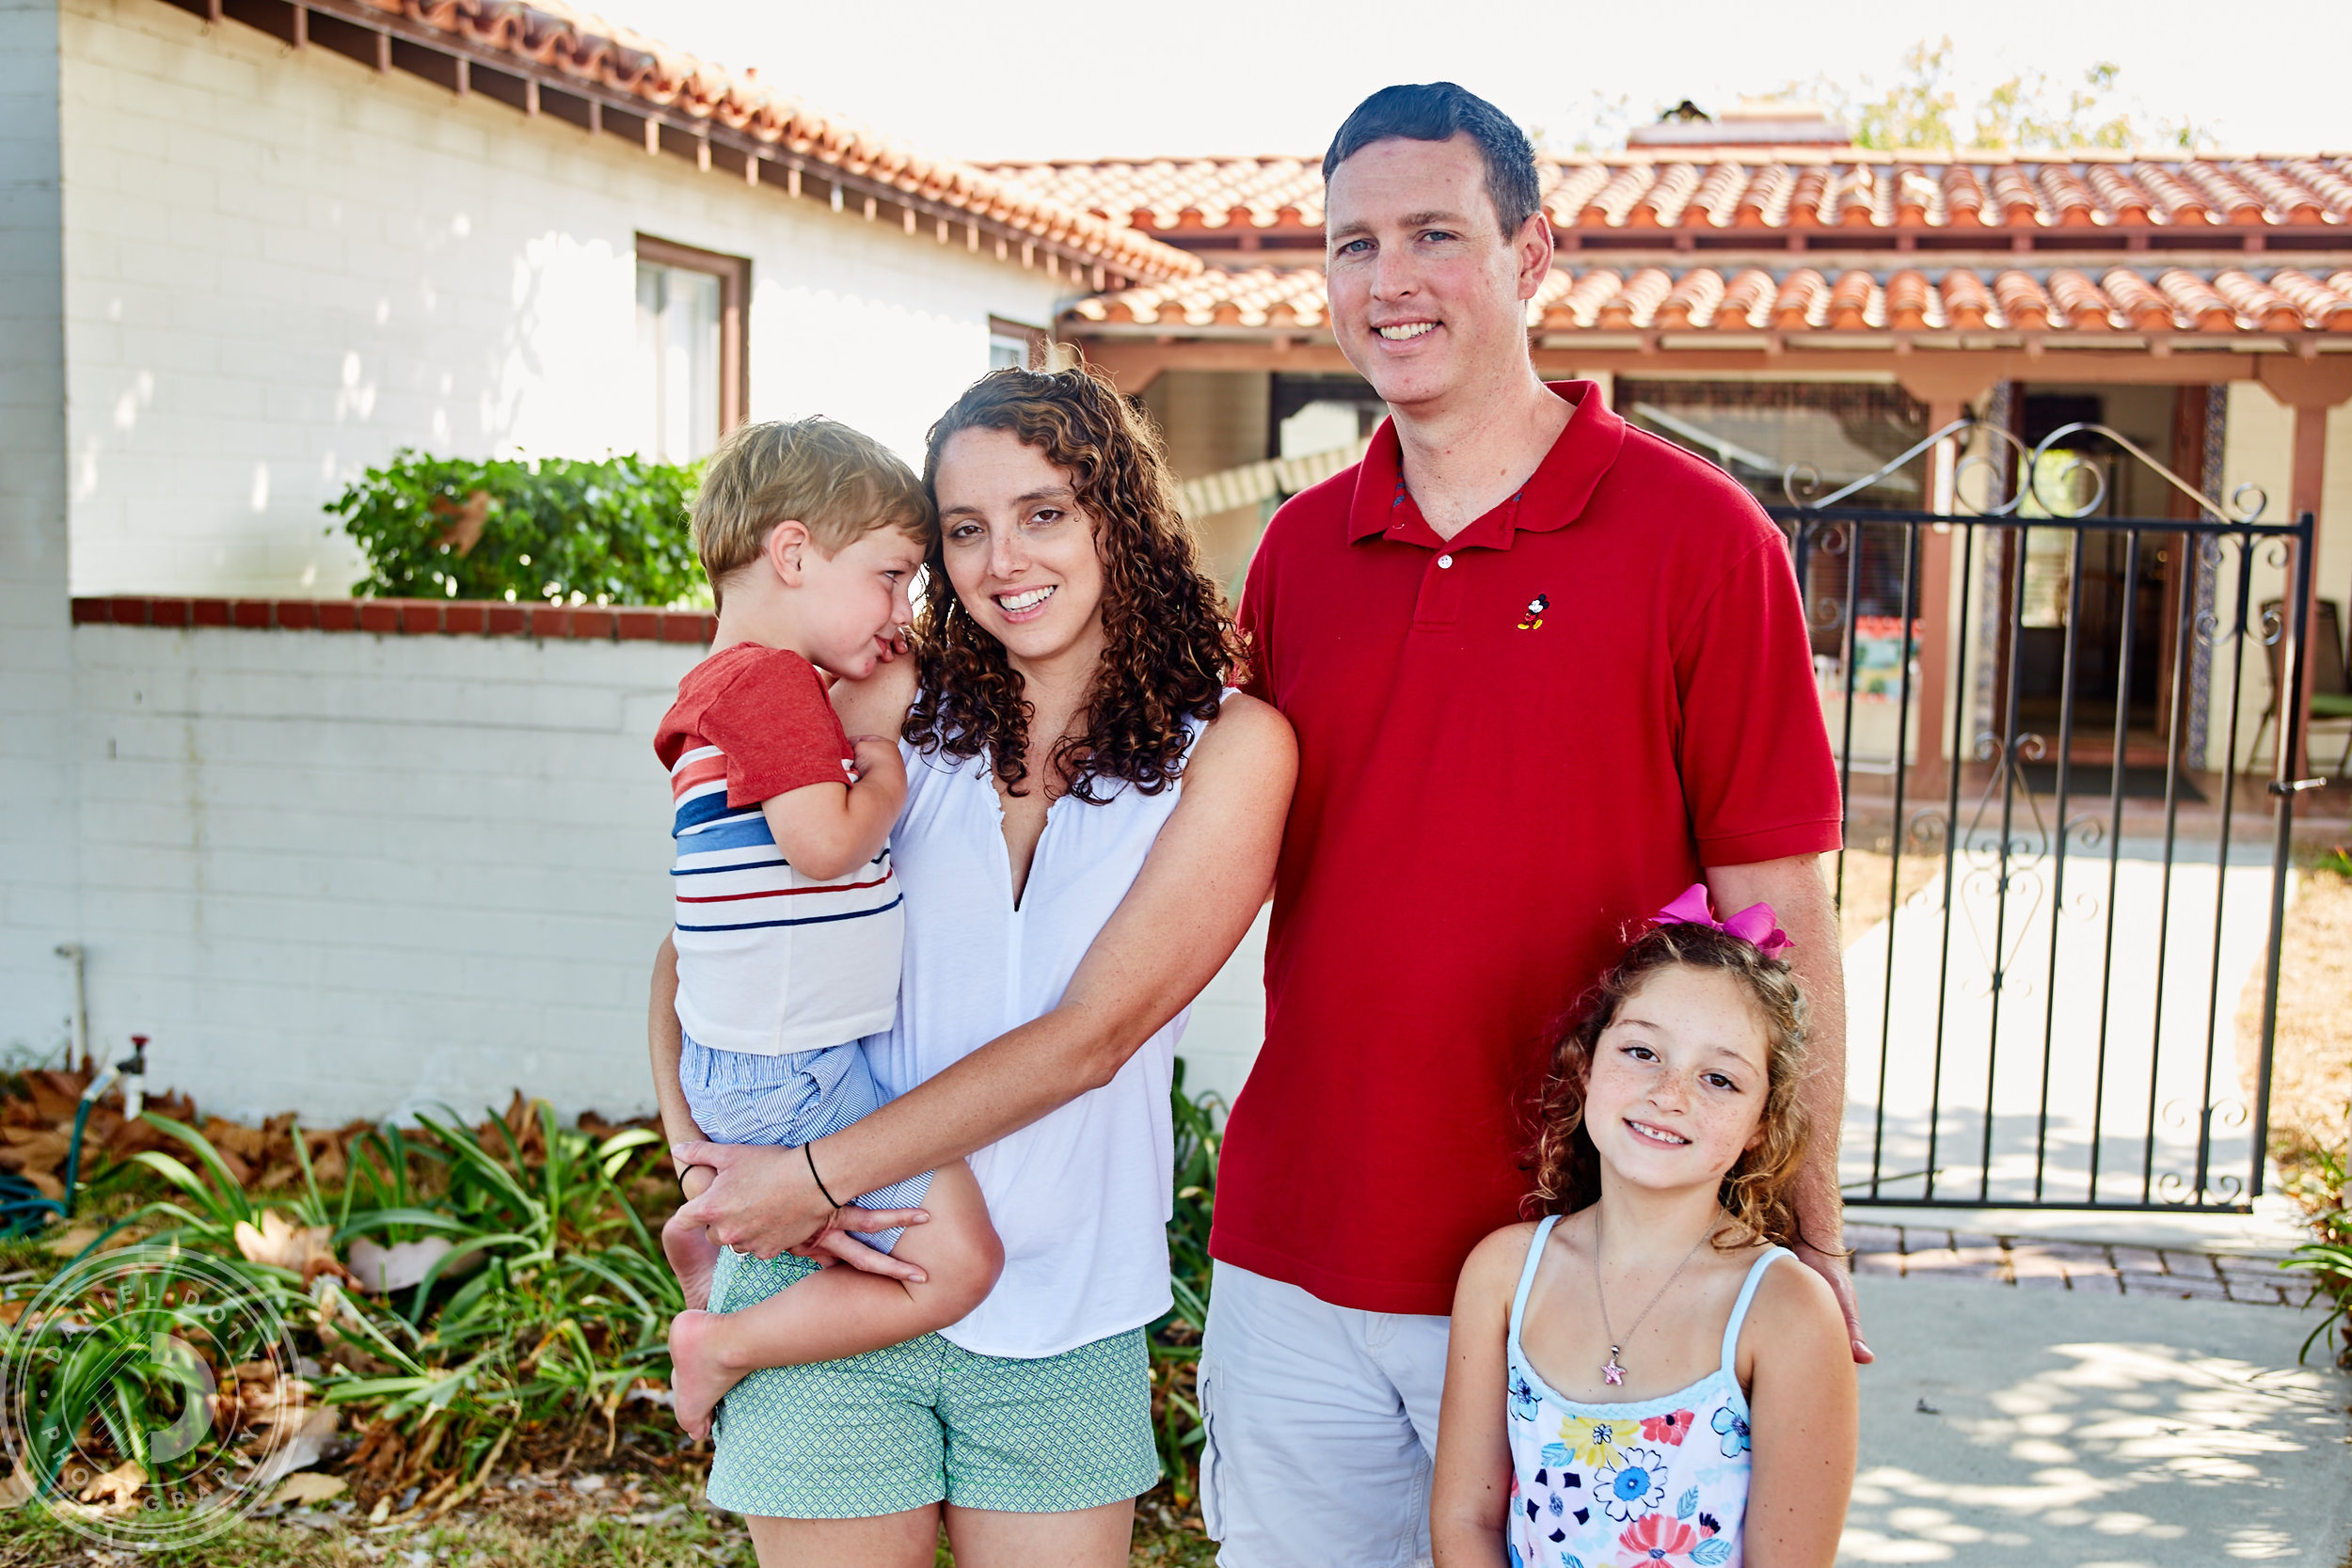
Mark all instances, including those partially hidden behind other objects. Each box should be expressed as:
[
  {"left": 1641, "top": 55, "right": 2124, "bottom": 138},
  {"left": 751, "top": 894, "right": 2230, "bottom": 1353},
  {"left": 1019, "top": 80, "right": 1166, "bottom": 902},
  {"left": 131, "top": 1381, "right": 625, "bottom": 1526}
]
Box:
[{"left": 1766, "top": 419, "right": 2326, "bottom": 1212}]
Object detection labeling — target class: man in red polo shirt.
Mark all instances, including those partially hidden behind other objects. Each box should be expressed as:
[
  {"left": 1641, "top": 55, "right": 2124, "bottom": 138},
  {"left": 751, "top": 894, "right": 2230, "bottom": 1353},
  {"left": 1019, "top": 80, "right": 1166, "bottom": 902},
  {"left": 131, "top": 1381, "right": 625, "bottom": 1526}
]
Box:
[{"left": 1200, "top": 83, "right": 1862, "bottom": 1566}]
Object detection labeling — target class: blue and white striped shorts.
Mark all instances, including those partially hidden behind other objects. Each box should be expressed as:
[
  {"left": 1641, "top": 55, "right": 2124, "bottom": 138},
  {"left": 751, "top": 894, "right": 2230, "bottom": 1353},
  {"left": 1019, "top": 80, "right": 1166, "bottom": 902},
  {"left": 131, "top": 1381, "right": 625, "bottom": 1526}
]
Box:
[{"left": 678, "top": 1034, "right": 934, "bottom": 1254}]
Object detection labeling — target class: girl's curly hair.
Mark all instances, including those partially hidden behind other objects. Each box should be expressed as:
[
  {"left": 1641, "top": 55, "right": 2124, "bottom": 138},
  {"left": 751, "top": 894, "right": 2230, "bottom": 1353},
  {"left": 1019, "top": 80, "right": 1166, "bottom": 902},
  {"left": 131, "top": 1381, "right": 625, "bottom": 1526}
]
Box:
[
  {"left": 906, "top": 365, "right": 1241, "bottom": 800},
  {"left": 1531, "top": 924, "right": 1814, "bottom": 1251}
]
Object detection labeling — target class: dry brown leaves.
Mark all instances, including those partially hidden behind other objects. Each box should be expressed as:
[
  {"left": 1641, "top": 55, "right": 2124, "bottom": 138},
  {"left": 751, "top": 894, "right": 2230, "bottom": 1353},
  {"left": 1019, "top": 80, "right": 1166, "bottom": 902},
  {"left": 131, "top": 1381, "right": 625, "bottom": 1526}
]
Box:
[
  {"left": 2236, "top": 860, "right": 2352, "bottom": 1194},
  {"left": 0, "top": 1067, "right": 656, "bottom": 1211}
]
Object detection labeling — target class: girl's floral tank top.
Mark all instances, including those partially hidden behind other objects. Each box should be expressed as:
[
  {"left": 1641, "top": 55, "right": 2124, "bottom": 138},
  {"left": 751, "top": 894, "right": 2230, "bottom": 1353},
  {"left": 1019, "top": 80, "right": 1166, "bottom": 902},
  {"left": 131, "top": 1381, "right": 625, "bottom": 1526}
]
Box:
[{"left": 1504, "top": 1213, "right": 1791, "bottom": 1568}]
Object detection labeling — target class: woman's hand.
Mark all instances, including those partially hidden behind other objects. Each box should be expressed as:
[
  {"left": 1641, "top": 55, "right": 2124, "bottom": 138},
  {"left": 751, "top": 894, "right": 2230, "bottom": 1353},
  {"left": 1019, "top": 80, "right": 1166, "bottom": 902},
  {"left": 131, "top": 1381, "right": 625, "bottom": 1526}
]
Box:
[{"left": 669, "top": 1139, "right": 930, "bottom": 1281}]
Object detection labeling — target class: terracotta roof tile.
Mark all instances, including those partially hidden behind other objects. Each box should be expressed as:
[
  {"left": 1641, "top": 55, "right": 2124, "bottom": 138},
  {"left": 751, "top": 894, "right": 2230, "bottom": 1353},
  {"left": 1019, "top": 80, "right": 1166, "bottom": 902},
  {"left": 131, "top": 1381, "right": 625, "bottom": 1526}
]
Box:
[
  {"left": 1691, "top": 162, "right": 1750, "bottom": 227},
  {"left": 2100, "top": 267, "right": 2174, "bottom": 329},
  {"left": 989, "top": 152, "right": 2352, "bottom": 238},
  {"left": 1941, "top": 269, "right": 1994, "bottom": 327},
  {"left": 1884, "top": 268, "right": 1931, "bottom": 328},
  {"left": 2155, "top": 268, "right": 2236, "bottom": 329},
  {"left": 322, "top": 0, "right": 1197, "bottom": 281},
  {"left": 1656, "top": 266, "right": 1724, "bottom": 327},
  {"left": 1543, "top": 163, "right": 1615, "bottom": 228},
  {"left": 2180, "top": 161, "right": 2266, "bottom": 223},
  {"left": 2267, "top": 268, "right": 2352, "bottom": 327},
  {"left": 1736, "top": 163, "right": 1793, "bottom": 227},
  {"left": 1893, "top": 163, "right": 1938, "bottom": 225},
  {"left": 1633, "top": 162, "right": 1702, "bottom": 227},
  {"left": 1717, "top": 266, "right": 1777, "bottom": 328},
  {"left": 1067, "top": 263, "right": 2352, "bottom": 338},
  {"left": 2211, "top": 268, "right": 2304, "bottom": 330},
  {"left": 2086, "top": 165, "right": 2153, "bottom": 224},
  {"left": 1771, "top": 267, "right": 1828, "bottom": 327}
]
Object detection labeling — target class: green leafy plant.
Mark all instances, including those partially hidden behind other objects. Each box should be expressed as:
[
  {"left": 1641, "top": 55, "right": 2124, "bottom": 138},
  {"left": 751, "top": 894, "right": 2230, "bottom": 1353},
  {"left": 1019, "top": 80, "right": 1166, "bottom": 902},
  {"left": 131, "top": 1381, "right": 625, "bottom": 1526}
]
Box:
[
  {"left": 8, "top": 1250, "right": 311, "bottom": 1507},
  {"left": 2281, "top": 1124, "right": 2351, "bottom": 1368},
  {"left": 326, "top": 450, "right": 707, "bottom": 608},
  {"left": 1149, "top": 1062, "right": 1222, "bottom": 1509},
  {"left": 18, "top": 1102, "right": 683, "bottom": 1524}
]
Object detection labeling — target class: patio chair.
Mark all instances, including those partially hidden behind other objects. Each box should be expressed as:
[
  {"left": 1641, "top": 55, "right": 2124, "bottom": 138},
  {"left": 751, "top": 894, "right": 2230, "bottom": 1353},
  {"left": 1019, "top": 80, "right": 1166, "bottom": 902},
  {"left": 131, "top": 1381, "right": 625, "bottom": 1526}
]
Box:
[{"left": 2250, "top": 597, "right": 2352, "bottom": 777}]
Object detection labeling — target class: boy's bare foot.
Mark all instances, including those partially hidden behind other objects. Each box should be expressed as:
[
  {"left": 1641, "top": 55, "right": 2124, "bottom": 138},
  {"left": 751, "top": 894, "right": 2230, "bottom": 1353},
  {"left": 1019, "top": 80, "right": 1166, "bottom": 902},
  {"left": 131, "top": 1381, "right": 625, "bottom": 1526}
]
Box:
[
  {"left": 669, "top": 1308, "right": 750, "bottom": 1442},
  {"left": 662, "top": 1210, "right": 721, "bottom": 1313}
]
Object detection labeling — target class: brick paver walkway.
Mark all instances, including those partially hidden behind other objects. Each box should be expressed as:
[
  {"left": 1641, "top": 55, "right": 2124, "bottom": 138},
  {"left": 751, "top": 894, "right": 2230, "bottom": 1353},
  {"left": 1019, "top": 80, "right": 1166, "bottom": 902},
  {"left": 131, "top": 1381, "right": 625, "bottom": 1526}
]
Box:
[{"left": 1846, "top": 1221, "right": 2305, "bottom": 1306}]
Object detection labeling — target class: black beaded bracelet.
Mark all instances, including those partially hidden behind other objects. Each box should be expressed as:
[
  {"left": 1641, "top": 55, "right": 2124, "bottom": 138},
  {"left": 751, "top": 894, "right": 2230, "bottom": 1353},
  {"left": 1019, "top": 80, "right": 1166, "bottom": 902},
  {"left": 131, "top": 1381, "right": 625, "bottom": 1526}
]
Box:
[{"left": 804, "top": 1142, "right": 843, "bottom": 1211}]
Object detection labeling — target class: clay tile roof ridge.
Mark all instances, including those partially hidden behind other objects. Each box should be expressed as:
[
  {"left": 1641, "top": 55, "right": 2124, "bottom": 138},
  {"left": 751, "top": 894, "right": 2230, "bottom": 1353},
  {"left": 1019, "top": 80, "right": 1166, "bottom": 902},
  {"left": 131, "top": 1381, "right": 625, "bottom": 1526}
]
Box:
[
  {"left": 1065, "top": 262, "right": 2352, "bottom": 337},
  {"left": 370, "top": 0, "right": 1198, "bottom": 279}
]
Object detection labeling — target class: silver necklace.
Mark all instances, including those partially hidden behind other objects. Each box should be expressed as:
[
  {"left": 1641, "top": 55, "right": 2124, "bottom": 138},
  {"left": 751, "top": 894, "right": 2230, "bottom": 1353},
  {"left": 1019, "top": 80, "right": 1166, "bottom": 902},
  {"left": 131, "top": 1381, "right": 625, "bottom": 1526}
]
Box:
[{"left": 1591, "top": 1212, "right": 1712, "bottom": 1387}]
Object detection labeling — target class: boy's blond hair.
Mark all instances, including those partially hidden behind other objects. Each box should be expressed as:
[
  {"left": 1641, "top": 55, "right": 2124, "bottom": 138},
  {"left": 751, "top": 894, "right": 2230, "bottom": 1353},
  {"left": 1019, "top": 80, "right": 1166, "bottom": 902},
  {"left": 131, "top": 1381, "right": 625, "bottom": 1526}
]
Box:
[{"left": 691, "top": 418, "right": 932, "bottom": 590}]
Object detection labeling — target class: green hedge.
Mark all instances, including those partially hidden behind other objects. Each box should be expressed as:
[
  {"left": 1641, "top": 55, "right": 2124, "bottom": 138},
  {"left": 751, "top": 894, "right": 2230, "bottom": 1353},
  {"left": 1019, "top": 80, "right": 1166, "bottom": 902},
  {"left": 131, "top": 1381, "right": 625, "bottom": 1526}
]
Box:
[{"left": 327, "top": 450, "right": 708, "bottom": 609}]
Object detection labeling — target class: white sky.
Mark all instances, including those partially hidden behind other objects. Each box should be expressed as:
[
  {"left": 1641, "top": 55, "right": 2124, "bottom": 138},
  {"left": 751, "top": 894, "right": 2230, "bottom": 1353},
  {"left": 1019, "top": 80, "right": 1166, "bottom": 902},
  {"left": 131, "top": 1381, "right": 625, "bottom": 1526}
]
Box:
[{"left": 606, "top": 0, "right": 2348, "bottom": 164}]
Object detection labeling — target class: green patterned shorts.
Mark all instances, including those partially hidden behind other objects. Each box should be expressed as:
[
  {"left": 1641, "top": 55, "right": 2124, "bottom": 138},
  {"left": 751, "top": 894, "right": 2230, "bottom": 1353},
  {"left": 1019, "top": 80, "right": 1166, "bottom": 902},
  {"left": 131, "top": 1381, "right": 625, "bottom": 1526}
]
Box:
[{"left": 703, "top": 1249, "right": 1161, "bottom": 1519}]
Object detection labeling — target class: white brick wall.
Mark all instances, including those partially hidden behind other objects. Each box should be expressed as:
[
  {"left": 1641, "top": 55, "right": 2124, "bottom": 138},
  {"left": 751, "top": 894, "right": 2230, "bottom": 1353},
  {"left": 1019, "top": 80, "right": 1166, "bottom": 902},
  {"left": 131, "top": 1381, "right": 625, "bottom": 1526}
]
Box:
[
  {"left": 64, "top": 624, "right": 704, "bottom": 1122},
  {"left": 57, "top": 0, "right": 1068, "bottom": 597},
  {"left": 0, "top": 0, "right": 81, "bottom": 1068},
  {"left": 33, "top": 624, "right": 1268, "bottom": 1124}
]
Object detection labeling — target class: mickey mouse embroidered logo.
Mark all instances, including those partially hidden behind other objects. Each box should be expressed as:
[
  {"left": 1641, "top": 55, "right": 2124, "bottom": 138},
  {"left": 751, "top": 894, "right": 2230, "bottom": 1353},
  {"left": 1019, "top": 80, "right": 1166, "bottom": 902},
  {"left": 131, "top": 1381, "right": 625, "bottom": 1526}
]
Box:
[{"left": 1517, "top": 594, "right": 1550, "bottom": 631}]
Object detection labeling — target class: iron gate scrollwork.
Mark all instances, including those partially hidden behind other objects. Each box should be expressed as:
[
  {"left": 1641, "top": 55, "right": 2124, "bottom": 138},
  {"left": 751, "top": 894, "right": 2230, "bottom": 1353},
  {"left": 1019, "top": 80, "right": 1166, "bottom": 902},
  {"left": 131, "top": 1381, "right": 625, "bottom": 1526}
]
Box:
[{"left": 1765, "top": 417, "right": 2319, "bottom": 1212}]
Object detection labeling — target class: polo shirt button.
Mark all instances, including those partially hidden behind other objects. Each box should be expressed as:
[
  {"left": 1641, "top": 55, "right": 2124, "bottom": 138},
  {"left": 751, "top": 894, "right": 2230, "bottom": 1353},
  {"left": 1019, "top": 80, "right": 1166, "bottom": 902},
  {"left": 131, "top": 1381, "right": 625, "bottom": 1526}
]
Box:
[{"left": 1437, "top": 554, "right": 1454, "bottom": 569}]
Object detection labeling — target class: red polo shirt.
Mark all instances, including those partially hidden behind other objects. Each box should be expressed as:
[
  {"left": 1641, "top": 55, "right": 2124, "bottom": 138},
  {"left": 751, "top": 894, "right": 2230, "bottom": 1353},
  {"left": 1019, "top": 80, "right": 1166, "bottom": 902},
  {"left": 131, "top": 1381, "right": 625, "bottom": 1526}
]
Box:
[{"left": 1214, "top": 382, "right": 1841, "bottom": 1316}]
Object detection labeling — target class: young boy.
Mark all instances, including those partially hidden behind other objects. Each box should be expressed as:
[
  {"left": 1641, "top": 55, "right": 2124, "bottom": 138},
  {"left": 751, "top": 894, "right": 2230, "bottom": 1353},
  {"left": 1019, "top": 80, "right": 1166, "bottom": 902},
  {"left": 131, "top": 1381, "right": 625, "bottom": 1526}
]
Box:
[{"left": 653, "top": 417, "right": 1000, "bottom": 1441}]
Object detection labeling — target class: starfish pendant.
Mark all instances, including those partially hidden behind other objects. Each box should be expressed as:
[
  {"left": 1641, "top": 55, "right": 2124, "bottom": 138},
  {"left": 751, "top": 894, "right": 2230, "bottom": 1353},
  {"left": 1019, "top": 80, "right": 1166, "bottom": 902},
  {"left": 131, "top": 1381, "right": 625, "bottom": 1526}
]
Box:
[{"left": 1602, "top": 1353, "right": 1626, "bottom": 1386}]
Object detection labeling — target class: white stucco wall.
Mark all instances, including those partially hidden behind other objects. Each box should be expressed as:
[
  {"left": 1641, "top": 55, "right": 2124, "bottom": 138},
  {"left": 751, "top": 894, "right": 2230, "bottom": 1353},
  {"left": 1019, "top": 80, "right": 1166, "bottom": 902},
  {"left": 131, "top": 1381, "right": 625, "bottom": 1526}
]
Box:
[
  {"left": 57, "top": 0, "right": 1068, "bottom": 598},
  {"left": 2209, "top": 385, "right": 2352, "bottom": 775}
]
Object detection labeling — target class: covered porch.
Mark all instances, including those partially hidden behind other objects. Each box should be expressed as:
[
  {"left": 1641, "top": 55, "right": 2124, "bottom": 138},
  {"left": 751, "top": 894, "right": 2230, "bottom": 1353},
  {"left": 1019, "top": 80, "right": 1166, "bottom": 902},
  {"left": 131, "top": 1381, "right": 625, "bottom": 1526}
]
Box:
[{"left": 1061, "top": 271, "right": 2352, "bottom": 807}]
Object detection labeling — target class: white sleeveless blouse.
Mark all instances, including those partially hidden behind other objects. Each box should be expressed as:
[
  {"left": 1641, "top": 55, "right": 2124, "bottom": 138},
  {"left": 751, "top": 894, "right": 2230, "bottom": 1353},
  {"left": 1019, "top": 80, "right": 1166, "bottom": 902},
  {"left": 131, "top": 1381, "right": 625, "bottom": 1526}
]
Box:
[{"left": 863, "top": 706, "right": 1219, "bottom": 1359}]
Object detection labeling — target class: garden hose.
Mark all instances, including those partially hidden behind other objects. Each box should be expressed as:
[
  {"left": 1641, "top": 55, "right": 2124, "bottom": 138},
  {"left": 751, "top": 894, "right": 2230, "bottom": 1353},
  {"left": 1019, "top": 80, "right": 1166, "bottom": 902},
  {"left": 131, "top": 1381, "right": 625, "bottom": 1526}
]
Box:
[
  {"left": 61, "top": 1035, "right": 146, "bottom": 1219},
  {"left": 0, "top": 1173, "right": 61, "bottom": 1237}
]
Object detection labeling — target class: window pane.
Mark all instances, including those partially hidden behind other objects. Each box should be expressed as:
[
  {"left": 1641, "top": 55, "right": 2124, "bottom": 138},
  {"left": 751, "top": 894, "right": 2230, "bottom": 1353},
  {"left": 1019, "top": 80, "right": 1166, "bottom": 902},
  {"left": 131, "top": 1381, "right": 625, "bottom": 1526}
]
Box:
[
  {"left": 635, "top": 263, "right": 664, "bottom": 459},
  {"left": 990, "top": 333, "right": 1028, "bottom": 370},
  {"left": 637, "top": 259, "right": 723, "bottom": 462}
]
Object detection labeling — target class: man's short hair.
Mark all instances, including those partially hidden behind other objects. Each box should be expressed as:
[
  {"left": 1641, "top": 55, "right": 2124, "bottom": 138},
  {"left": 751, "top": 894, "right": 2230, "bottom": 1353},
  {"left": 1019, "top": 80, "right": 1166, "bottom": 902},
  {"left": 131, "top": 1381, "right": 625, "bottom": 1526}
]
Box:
[
  {"left": 691, "top": 417, "right": 933, "bottom": 587},
  {"left": 1322, "top": 82, "right": 1540, "bottom": 236}
]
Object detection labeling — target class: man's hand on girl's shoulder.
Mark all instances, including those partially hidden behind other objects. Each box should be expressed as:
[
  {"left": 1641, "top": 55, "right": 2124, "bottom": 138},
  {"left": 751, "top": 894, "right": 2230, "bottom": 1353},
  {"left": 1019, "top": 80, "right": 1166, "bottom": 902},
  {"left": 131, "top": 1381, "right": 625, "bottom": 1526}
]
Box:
[{"left": 1793, "top": 1238, "right": 1871, "bottom": 1364}]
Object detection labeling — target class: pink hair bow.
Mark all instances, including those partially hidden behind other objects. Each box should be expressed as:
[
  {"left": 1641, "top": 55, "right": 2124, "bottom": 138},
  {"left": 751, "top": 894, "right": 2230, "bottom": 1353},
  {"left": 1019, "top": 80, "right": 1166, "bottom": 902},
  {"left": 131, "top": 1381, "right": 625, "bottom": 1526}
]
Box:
[{"left": 1651, "top": 883, "right": 1793, "bottom": 958}]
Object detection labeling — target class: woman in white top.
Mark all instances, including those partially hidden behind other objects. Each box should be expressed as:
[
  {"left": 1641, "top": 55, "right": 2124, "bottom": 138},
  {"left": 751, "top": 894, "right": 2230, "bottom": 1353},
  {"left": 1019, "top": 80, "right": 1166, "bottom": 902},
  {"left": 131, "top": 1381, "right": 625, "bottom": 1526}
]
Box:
[{"left": 650, "top": 365, "right": 1295, "bottom": 1566}]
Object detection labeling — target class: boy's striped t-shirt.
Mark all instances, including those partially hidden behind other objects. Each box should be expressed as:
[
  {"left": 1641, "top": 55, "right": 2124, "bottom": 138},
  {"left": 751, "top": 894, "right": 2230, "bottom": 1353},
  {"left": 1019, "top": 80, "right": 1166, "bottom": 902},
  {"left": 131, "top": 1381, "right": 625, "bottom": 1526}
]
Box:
[{"left": 654, "top": 642, "right": 902, "bottom": 1057}]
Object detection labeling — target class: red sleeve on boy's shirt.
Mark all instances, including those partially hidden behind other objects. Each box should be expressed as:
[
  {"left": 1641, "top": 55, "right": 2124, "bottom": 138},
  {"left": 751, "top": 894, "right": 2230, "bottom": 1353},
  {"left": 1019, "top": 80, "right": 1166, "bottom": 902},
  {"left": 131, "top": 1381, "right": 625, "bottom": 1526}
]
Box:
[{"left": 696, "top": 649, "right": 855, "bottom": 808}]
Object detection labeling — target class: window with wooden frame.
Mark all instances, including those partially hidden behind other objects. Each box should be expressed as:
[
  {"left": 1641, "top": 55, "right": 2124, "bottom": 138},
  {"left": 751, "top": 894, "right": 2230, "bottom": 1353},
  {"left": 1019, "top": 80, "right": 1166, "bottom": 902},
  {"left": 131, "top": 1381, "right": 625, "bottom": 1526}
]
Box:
[
  {"left": 635, "top": 235, "right": 749, "bottom": 462},
  {"left": 989, "top": 317, "right": 1048, "bottom": 371}
]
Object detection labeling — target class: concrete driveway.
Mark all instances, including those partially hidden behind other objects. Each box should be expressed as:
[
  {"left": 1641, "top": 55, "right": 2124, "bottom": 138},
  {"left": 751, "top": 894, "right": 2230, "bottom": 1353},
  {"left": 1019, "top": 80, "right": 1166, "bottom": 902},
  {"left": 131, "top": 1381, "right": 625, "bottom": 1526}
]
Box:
[{"left": 1845, "top": 1272, "right": 2352, "bottom": 1566}]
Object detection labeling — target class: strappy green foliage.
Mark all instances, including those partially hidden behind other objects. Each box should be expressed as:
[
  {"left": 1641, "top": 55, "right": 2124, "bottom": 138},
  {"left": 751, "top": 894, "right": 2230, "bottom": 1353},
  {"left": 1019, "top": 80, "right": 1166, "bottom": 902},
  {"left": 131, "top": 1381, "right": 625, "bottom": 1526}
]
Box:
[{"left": 1148, "top": 1064, "right": 1222, "bottom": 1509}]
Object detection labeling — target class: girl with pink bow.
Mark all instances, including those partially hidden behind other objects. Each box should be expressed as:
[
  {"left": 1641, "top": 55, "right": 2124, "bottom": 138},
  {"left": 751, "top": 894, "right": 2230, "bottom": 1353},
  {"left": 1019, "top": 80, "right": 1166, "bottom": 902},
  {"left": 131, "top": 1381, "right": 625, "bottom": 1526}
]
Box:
[{"left": 1428, "top": 887, "right": 1858, "bottom": 1568}]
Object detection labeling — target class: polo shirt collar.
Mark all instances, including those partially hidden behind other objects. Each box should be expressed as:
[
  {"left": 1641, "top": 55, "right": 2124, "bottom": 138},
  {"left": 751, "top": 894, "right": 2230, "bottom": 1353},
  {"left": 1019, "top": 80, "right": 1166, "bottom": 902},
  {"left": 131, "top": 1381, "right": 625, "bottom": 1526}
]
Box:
[{"left": 1346, "top": 380, "right": 1627, "bottom": 549}]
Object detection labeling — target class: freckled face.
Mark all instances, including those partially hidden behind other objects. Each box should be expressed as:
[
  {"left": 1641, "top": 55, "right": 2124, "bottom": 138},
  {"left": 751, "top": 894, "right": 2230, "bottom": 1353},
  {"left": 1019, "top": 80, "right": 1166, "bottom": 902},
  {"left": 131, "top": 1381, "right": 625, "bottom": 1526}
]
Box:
[
  {"left": 932, "top": 427, "right": 1107, "bottom": 671},
  {"left": 1581, "top": 966, "right": 1773, "bottom": 1194}
]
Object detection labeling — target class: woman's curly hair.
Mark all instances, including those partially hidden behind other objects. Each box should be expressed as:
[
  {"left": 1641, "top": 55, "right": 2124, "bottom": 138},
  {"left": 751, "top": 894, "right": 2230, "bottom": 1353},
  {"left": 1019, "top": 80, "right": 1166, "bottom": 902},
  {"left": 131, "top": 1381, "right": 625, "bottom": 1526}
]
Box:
[
  {"left": 1531, "top": 924, "right": 1815, "bottom": 1252},
  {"left": 905, "top": 365, "right": 1241, "bottom": 800}
]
